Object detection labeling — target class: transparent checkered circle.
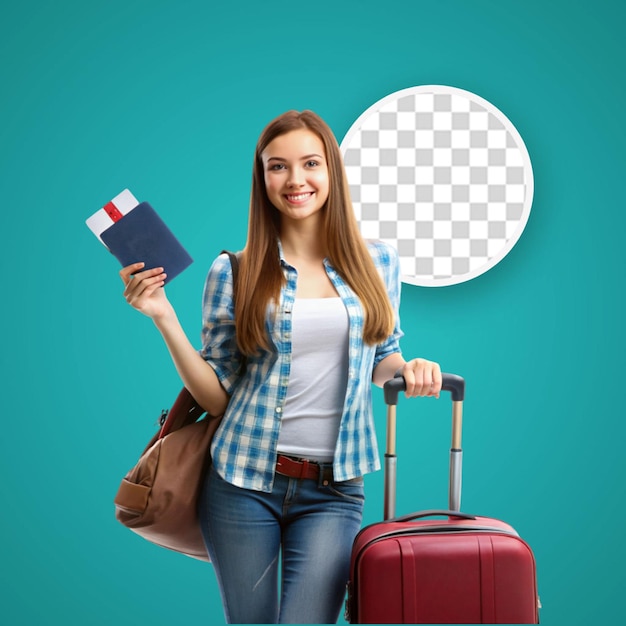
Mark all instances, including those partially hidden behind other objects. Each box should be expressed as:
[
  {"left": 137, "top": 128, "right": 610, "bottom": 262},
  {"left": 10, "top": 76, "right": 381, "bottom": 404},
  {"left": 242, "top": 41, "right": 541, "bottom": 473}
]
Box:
[{"left": 340, "top": 85, "right": 534, "bottom": 286}]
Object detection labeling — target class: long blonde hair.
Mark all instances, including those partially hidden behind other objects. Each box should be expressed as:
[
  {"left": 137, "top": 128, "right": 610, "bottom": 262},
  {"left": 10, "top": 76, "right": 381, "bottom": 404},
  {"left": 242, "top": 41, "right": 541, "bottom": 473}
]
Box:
[{"left": 235, "top": 110, "right": 395, "bottom": 355}]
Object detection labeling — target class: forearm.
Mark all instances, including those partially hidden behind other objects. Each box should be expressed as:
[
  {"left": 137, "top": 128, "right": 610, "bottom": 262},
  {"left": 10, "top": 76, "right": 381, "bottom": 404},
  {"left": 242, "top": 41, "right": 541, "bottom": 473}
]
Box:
[
  {"left": 372, "top": 353, "right": 405, "bottom": 388},
  {"left": 374, "top": 353, "right": 442, "bottom": 398},
  {"left": 153, "top": 313, "right": 229, "bottom": 416}
]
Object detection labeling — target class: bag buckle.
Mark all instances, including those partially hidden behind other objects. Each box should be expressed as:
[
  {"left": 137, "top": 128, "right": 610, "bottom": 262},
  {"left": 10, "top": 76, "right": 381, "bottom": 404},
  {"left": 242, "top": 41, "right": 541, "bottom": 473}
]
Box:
[{"left": 156, "top": 409, "right": 169, "bottom": 427}]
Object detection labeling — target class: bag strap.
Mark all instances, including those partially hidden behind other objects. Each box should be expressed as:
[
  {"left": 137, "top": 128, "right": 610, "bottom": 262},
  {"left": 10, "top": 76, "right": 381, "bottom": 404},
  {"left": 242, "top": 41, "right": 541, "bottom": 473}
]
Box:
[
  {"left": 220, "top": 249, "right": 240, "bottom": 300},
  {"left": 220, "top": 249, "right": 247, "bottom": 375},
  {"left": 158, "top": 250, "right": 242, "bottom": 438}
]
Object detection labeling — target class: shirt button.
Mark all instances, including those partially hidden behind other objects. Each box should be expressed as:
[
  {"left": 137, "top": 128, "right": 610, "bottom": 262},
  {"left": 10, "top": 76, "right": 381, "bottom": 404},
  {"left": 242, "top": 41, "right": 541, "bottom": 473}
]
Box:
[{"left": 276, "top": 407, "right": 282, "bottom": 414}]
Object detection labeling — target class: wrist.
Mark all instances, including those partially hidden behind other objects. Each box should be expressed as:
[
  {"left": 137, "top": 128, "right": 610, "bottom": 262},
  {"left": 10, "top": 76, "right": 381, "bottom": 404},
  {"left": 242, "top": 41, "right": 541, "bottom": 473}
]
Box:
[{"left": 152, "top": 307, "right": 179, "bottom": 332}]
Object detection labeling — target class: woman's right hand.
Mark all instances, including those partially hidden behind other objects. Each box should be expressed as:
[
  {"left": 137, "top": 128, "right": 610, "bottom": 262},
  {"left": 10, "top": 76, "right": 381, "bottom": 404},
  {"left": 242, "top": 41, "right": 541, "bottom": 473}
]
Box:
[{"left": 120, "top": 262, "right": 173, "bottom": 320}]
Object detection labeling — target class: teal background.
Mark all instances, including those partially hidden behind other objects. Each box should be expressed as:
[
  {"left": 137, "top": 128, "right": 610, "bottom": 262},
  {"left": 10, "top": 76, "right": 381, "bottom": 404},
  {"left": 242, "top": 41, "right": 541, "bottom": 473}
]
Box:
[{"left": 1, "top": 0, "right": 623, "bottom": 624}]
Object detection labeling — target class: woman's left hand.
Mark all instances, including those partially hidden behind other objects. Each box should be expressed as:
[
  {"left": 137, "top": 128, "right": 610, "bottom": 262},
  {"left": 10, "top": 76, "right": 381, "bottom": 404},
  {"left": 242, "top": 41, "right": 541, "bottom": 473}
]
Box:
[{"left": 396, "top": 358, "right": 442, "bottom": 398}]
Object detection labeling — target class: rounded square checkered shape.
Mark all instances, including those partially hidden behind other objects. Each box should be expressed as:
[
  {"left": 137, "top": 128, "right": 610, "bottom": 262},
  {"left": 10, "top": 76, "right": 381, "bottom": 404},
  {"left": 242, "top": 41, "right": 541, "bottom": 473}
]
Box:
[{"left": 340, "top": 85, "right": 534, "bottom": 286}]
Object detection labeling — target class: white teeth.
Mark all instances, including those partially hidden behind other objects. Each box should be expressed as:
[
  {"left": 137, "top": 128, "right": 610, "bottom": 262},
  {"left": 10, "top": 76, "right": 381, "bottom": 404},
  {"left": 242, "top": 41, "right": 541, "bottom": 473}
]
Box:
[{"left": 286, "top": 193, "right": 312, "bottom": 201}]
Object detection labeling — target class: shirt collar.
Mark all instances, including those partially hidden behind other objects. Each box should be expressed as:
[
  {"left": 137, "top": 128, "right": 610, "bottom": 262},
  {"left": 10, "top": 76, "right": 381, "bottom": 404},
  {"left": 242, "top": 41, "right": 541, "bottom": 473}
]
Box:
[{"left": 277, "top": 239, "right": 287, "bottom": 265}]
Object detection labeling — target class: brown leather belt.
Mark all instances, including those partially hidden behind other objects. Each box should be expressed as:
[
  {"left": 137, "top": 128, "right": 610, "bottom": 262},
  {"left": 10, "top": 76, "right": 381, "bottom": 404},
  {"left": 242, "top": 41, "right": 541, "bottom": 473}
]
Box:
[{"left": 275, "top": 454, "right": 332, "bottom": 483}]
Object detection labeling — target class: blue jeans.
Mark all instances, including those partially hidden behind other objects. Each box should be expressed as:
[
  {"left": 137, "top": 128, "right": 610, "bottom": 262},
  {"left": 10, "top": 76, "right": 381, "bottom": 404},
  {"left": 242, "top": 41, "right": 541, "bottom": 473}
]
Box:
[{"left": 198, "top": 464, "right": 364, "bottom": 624}]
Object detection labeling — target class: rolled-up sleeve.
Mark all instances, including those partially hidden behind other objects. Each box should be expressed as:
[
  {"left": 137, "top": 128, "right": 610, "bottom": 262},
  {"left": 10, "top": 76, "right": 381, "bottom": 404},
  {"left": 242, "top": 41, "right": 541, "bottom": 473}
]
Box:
[
  {"left": 372, "top": 241, "right": 404, "bottom": 368},
  {"left": 199, "top": 253, "right": 243, "bottom": 394}
]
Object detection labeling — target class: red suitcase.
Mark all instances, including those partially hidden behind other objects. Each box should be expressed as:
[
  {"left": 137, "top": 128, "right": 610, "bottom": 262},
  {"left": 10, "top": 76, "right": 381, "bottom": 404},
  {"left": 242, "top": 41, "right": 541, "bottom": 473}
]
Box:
[{"left": 347, "top": 374, "right": 540, "bottom": 624}]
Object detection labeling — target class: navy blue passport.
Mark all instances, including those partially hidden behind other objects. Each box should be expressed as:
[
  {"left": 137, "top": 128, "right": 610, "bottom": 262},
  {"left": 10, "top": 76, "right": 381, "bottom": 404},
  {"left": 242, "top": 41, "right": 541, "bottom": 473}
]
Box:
[{"left": 100, "top": 202, "right": 193, "bottom": 284}]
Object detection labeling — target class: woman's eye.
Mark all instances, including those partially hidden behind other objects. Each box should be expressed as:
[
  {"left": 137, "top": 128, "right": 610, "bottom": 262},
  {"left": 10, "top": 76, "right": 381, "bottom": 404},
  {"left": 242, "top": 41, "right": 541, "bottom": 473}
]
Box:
[
  {"left": 269, "top": 163, "right": 286, "bottom": 171},
  {"left": 306, "top": 160, "right": 319, "bottom": 168}
]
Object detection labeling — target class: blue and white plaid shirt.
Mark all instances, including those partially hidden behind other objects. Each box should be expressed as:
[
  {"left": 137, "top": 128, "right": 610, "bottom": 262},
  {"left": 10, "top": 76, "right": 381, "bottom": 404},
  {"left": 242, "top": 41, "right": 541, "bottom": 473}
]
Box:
[{"left": 200, "top": 240, "right": 403, "bottom": 492}]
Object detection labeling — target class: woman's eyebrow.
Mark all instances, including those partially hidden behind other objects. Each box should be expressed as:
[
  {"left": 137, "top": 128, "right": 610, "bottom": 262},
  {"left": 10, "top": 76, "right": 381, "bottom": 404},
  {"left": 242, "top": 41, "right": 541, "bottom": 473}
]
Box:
[{"left": 266, "top": 153, "right": 325, "bottom": 162}]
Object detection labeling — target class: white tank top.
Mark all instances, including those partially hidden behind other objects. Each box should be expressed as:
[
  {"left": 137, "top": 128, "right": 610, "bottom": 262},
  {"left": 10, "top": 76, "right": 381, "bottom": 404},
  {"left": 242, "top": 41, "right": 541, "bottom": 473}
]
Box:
[{"left": 277, "top": 297, "right": 350, "bottom": 462}]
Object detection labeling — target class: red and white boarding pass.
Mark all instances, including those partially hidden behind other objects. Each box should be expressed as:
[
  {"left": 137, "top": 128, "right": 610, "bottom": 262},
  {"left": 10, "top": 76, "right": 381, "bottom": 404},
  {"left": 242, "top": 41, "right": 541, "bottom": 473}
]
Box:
[{"left": 86, "top": 189, "right": 139, "bottom": 246}]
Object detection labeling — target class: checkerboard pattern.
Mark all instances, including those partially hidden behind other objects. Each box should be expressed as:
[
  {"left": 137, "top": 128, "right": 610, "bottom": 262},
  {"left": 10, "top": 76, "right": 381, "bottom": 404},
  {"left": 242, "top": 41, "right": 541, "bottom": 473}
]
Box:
[{"left": 341, "top": 86, "right": 533, "bottom": 286}]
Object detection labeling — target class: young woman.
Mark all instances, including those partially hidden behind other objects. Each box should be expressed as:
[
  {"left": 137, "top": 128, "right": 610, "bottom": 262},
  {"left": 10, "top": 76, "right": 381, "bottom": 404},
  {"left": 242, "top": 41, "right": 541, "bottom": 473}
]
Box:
[{"left": 120, "top": 110, "right": 442, "bottom": 624}]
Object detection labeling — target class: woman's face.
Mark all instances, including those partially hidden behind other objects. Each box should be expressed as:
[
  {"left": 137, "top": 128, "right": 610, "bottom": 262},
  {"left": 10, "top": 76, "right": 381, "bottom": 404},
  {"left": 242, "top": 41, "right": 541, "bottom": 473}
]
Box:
[{"left": 261, "top": 128, "right": 330, "bottom": 226}]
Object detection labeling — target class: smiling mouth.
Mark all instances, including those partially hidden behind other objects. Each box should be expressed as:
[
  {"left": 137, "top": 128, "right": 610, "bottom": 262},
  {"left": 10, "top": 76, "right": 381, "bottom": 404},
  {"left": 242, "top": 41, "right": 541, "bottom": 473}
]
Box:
[{"left": 285, "top": 192, "right": 313, "bottom": 203}]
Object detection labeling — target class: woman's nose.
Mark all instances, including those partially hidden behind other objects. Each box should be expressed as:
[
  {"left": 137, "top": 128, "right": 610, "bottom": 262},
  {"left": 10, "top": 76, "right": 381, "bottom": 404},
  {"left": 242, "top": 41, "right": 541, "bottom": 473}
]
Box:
[{"left": 287, "top": 167, "right": 305, "bottom": 187}]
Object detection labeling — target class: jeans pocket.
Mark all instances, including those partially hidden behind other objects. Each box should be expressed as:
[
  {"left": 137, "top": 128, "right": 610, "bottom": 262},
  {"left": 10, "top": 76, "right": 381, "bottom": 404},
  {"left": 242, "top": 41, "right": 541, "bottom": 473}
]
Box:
[{"left": 324, "top": 478, "right": 365, "bottom": 504}]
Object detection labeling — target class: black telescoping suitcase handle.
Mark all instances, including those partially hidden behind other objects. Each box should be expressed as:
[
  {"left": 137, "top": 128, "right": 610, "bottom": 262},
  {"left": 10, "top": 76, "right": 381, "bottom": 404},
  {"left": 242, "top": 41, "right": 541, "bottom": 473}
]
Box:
[
  {"left": 384, "top": 372, "right": 465, "bottom": 404},
  {"left": 382, "top": 372, "right": 466, "bottom": 520}
]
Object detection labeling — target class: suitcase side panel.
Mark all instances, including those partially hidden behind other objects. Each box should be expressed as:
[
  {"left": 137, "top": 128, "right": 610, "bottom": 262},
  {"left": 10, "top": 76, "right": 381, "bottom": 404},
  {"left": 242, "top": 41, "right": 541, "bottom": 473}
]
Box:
[
  {"left": 350, "top": 528, "right": 538, "bottom": 624},
  {"left": 491, "top": 534, "right": 539, "bottom": 623}
]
